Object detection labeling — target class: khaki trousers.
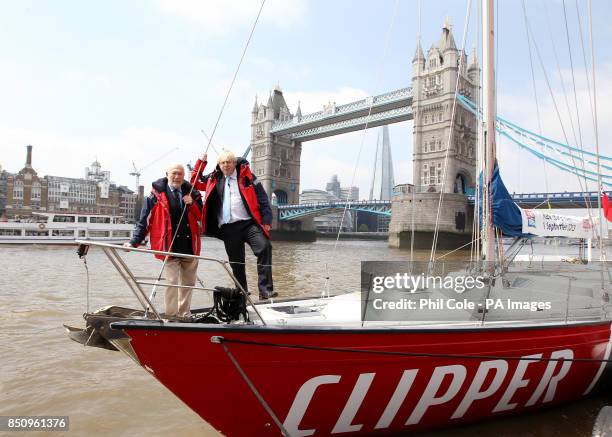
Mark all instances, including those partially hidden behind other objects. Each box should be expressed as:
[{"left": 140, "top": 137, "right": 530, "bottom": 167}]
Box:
[{"left": 163, "top": 257, "right": 198, "bottom": 317}]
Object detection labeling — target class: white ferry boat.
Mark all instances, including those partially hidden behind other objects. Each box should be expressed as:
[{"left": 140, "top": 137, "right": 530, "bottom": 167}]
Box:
[{"left": 0, "top": 213, "right": 135, "bottom": 244}]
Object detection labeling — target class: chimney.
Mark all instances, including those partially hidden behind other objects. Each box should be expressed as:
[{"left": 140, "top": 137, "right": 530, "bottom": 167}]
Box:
[{"left": 26, "top": 145, "right": 32, "bottom": 167}]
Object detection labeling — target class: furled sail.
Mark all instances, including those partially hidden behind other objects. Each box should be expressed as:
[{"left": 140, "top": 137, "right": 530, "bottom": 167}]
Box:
[{"left": 485, "top": 166, "right": 599, "bottom": 239}]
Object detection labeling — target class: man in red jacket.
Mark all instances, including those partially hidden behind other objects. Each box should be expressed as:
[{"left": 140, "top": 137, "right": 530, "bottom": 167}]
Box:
[
  {"left": 125, "top": 163, "right": 203, "bottom": 318},
  {"left": 191, "top": 150, "right": 277, "bottom": 300}
]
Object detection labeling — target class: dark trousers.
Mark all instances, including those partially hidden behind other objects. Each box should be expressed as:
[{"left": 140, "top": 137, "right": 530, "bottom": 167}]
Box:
[{"left": 220, "top": 220, "right": 273, "bottom": 294}]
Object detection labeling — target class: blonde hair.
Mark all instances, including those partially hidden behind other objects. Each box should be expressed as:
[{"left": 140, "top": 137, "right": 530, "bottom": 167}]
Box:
[
  {"left": 166, "top": 163, "right": 185, "bottom": 174},
  {"left": 217, "top": 150, "right": 237, "bottom": 164}
]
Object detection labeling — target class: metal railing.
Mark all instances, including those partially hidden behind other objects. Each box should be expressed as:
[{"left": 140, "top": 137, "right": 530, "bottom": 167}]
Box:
[{"left": 75, "top": 240, "right": 267, "bottom": 325}]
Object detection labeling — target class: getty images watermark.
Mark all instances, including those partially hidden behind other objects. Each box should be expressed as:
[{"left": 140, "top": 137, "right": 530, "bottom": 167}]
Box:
[{"left": 361, "top": 261, "right": 554, "bottom": 322}]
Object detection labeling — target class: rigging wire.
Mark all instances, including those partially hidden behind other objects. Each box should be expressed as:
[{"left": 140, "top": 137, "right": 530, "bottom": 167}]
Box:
[
  {"left": 562, "top": 0, "right": 586, "bottom": 176},
  {"left": 522, "top": 10, "right": 596, "bottom": 214},
  {"left": 561, "top": 0, "right": 596, "bottom": 230},
  {"left": 429, "top": 0, "right": 473, "bottom": 267},
  {"left": 473, "top": 0, "right": 483, "bottom": 264},
  {"left": 540, "top": 1, "right": 596, "bottom": 222},
  {"left": 587, "top": 0, "right": 608, "bottom": 271},
  {"left": 520, "top": 0, "right": 549, "bottom": 196},
  {"left": 410, "top": 0, "right": 422, "bottom": 269},
  {"left": 323, "top": 0, "right": 400, "bottom": 299},
  {"left": 542, "top": 2, "right": 582, "bottom": 159},
  {"left": 457, "top": 94, "right": 611, "bottom": 188},
  {"left": 575, "top": 0, "right": 597, "bottom": 145},
  {"left": 145, "top": 0, "right": 266, "bottom": 313}
]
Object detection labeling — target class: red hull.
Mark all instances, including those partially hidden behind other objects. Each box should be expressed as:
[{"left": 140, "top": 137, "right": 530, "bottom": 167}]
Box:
[{"left": 118, "top": 322, "right": 612, "bottom": 436}]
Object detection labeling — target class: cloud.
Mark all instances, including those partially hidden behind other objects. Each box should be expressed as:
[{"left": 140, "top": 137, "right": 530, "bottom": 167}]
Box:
[
  {"left": 0, "top": 125, "right": 199, "bottom": 190},
  {"left": 63, "top": 70, "right": 113, "bottom": 91},
  {"left": 281, "top": 87, "right": 370, "bottom": 114},
  {"left": 158, "top": 0, "right": 307, "bottom": 34}
]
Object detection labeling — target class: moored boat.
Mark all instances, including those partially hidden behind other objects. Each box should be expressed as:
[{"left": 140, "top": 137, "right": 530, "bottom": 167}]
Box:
[
  {"left": 0, "top": 212, "right": 135, "bottom": 245},
  {"left": 64, "top": 240, "right": 612, "bottom": 436},
  {"left": 63, "top": 0, "right": 612, "bottom": 434}
]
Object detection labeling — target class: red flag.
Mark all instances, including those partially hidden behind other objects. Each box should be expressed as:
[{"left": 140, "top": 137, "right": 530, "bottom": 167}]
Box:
[{"left": 603, "top": 191, "right": 612, "bottom": 222}]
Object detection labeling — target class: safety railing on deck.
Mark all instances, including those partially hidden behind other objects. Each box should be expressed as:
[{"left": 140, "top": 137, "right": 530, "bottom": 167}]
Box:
[{"left": 75, "top": 240, "right": 267, "bottom": 325}]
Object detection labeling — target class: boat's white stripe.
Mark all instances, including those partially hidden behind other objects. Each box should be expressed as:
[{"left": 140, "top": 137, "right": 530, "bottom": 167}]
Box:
[{"left": 583, "top": 321, "right": 612, "bottom": 395}]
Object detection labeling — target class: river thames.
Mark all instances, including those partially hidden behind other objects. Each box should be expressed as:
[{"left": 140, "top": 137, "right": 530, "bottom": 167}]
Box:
[{"left": 1, "top": 239, "right": 610, "bottom": 436}]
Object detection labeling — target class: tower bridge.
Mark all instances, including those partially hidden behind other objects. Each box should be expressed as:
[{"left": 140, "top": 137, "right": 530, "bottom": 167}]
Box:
[
  {"left": 252, "top": 20, "right": 481, "bottom": 247},
  {"left": 269, "top": 87, "right": 413, "bottom": 141}
]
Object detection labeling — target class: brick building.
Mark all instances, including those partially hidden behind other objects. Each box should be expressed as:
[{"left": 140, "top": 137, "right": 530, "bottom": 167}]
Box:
[{"left": 5, "top": 146, "right": 137, "bottom": 221}]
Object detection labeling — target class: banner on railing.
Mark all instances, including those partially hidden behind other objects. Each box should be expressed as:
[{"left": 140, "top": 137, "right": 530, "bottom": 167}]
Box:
[{"left": 521, "top": 209, "right": 597, "bottom": 239}]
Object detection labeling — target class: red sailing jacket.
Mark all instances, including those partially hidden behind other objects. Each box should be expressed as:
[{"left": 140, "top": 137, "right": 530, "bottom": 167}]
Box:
[
  {"left": 603, "top": 192, "right": 612, "bottom": 222},
  {"left": 190, "top": 158, "right": 272, "bottom": 239},
  {"left": 131, "top": 178, "right": 203, "bottom": 260}
]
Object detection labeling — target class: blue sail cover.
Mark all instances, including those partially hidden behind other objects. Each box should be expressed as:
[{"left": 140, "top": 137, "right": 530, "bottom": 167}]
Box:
[{"left": 480, "top": 166, "right": 525, "bottom": 237}]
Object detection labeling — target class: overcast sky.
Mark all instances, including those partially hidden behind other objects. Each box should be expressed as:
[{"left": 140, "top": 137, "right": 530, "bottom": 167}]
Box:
[{"left": 1, "top": 0, "right": 611, "bottom": 198}]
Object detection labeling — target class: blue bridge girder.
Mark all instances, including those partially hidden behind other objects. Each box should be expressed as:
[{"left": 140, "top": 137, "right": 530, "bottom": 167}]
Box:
[
  {"left": 473, "top": 191, "right": 602, "bottom": 208},
  {"left": 277, "top": 200, "right": 391, "bottom": 220},
  {"left": 270, "top": 87, "right": 413, "bottom": 142},
  {"left": 278, "top": 192, "right": 601, "bottom": 221}
]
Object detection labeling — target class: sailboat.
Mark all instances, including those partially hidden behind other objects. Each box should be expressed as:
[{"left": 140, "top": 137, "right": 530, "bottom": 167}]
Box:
[{"left": 65, "top": 1, "right": 612, "bottom": 436}]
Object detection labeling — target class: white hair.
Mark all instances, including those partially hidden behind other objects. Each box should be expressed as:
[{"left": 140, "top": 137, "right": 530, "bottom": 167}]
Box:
[{"left": 166, "top": 163, "right": 185, "bottom": 174}]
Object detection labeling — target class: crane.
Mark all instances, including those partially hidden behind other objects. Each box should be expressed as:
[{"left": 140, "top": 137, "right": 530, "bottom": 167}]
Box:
[{"left": 129, "top": 147, "right": 180, "bottom": 192}]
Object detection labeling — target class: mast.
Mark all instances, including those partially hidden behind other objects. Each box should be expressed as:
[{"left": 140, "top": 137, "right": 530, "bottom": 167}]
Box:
[{"left": 482, "top": 0, "right": 496, "bottom": 263}]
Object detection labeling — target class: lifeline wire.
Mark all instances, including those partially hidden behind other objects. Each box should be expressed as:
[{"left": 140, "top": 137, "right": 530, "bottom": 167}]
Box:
[{"left": 216, "top": 336, "right": 612, "bottom": 364}]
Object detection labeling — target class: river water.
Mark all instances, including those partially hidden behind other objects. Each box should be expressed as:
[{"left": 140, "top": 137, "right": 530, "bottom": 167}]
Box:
[{"left": 1, "top": 239, "right": 610, "bottom": 436}]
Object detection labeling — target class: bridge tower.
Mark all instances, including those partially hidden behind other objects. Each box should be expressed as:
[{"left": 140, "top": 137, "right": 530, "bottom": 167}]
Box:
[
  {"left": 389, "top": 19, "right": 480, "bottom": 249},
  {"left": 412, "top": 18, "right": 479, "bottom": 194},
  {"left": 250, "top": 85, "right": 302, "bottom": 205}
]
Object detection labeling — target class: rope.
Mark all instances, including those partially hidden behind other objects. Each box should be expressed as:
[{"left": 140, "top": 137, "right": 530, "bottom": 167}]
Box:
[
  {"left": 429, "top": 0, "right": 473, "bottom": 267},
  {"left": 82, "top": 255, "right": 90, "bottom": 313},
  {"left": 435, "top": 236, "right": 482, "bottom": 262},
  {"left": 215, "top": 336, "right": 612, "bottom": 364}
]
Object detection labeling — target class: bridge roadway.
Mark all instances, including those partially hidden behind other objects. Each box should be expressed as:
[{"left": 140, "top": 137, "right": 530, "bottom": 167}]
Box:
[
  {"left": 277, "top": 191, "right": 602, "bottom": 220},
  {"left": 269, "top": 87, "right": 413, "bottom": 142}
]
